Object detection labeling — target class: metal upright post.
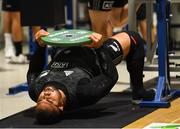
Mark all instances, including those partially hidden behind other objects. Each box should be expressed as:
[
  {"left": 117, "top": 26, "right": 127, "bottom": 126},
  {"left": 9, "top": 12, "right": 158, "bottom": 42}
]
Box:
[
  {"left": 72, "top": 0, "right": 77, "bottom": 29},
  {"left": 146, "top": 1, "right": 154, "bottom": 63},
  {"left": 140, "top": 0, "right": 169, "bottom": 107},
  {"left": 140, "top": 0, "right": 180, "bottom": 107},
  {"left": 128, "top": 0, "right": 137, "bottom": 31},
  {"left": 28, "top": 27, "right": 37, "bottom": 56},
  {"left": 155, "top": 0, "right": 169, "bottom": 103},
  {"left": 66, "top": 0, "right": 73, "bottom": 29}
]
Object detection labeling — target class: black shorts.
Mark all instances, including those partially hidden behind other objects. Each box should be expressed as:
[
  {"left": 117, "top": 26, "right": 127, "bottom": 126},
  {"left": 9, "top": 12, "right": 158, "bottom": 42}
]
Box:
[
  {"left": 88, "top": 0, "right": 128, "bottom": 11},
  {"left": 2, "top": 0, "right": 21, "bottom": 11}
]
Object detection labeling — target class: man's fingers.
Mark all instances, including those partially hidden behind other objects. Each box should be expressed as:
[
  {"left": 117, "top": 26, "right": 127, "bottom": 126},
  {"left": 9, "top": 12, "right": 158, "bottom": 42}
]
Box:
[
  {"left": 35, "top": 29, "right": 49, "bottom": 40},
  {"left": 89, "top": 33, "right": 102, "bottom": 42},
  {"left": 34, "top": 29, "right": 49, "bottom": 47}
]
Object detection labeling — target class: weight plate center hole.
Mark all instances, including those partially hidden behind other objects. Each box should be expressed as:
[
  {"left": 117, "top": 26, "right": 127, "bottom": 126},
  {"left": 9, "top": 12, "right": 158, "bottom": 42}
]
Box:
[{"left": 66, "top": 34, "right": 73, "bottom": 38}]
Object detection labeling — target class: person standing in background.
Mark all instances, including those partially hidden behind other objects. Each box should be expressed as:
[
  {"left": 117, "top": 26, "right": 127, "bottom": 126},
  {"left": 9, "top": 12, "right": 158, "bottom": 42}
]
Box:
[
  {"left": 87, "top": 0, "right": 128, "bottom": 43},
  {"left": 2, "top": 0, "right": 28, "bottom": 63}
]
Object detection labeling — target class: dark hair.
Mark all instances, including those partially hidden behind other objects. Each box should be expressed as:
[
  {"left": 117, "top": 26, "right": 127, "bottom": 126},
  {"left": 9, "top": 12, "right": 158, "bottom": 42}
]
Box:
[{"left": 35, "top": 105, "right": 63, "bottom": 124}]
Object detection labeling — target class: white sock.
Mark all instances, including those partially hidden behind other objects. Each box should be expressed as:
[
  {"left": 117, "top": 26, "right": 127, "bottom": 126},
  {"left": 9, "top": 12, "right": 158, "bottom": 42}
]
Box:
[
  {"left": 4, "top": 33, "right": 15, "bottom": 58},
  {"left": 4, "top": 33, "right": 13, "bottom": 48}
]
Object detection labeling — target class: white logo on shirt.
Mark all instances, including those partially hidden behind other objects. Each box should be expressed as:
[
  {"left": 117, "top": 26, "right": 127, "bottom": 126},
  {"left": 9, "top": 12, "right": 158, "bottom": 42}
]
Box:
[
  {"left": 102, "top": 1, "right": 114, "bottom": 10},
  {"left": 51, "top": 62, "right": 69, "bottom": 68},
  {"left": 39, "top": 70, "right": 50, "bottom": 78},
  {"left": 64, "top": 71, "right": 74, "bottom": 76},
  {"left": 110, "top": 41, "right": 120, "bottom": 52},
  {"left": 110, "top": 45, "right": 118, "bottom": 52},
  {"left": 64, "top": 50, "right": 71, "bottom": 54}
]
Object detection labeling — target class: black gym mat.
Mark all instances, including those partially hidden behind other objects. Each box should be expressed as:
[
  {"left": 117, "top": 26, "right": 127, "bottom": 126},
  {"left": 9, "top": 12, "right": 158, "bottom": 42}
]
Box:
[{"left": 0, "top": 92, "right": 156, "bottom": 128}]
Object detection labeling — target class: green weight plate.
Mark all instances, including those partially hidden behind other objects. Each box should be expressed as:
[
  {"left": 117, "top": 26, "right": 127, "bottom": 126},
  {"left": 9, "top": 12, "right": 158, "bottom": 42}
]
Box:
[{"left": 41, "top": 29, "right": 93, "bottom": 47}]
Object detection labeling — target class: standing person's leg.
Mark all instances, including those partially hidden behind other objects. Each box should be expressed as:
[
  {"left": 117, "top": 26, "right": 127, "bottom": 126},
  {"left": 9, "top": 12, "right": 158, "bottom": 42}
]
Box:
[
  {"left": 137, "top": 4, "right": 157, "bottom": 45},
  {"left": 138, "top": 19, "right": 147, "bottom": 41},
  {"left": 110, "top": 1, "right": 142, "bottom": 30},
  {"left": 137, "top": 4, "right": 147, "bottom": 41},
  {"left": 88, "top": 10, "right": 112, "bottom": 38},
  {"left": 110, "top": 0, "right": 128, "bottom": 28},
  {"left": 2, "top": 0, "right": 15, "bottom": 60},
  {"left": 9, "top": 0, "right": 28, "bottom": 63},
  {"left": 88, "top": 0, "right": 114, "bottom": 42},
  {"left": 11, "top": 11, "right": 24, "bottom": 57}
]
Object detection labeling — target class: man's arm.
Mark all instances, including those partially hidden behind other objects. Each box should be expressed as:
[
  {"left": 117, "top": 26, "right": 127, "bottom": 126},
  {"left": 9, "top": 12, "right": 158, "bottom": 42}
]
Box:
[
  {"left": 26, "top": 30, "right": 49, "bottom": 101},
  {"left": 27, "top": 29, "right": 49, "bottom": 82},
  {"left": 27, "top": 46, "right": 46, "bottom": 79},
  {"left": 26, "top": 45, "right": 46, "bottom": 102}
]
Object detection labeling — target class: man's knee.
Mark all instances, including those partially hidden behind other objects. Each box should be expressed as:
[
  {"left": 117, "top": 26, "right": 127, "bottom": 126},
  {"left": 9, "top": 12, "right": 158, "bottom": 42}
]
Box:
[
  {"left": 101, "top": 38, "right": 124, "bottom": 65},
  {"left": 125, "top": 31, "right": 145, "bottom": 71}
]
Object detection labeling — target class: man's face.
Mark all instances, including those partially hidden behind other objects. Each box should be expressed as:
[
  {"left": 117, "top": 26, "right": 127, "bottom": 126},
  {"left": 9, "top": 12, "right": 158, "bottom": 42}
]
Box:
[{"left": 37, "top": 86, "right": 63, "bottom": 111}]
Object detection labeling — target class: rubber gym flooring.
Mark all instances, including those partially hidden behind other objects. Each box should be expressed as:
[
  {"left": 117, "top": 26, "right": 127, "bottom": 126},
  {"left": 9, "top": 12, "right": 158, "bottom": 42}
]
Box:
[
  {"left": 0, "top": 76, "right": 180, "bottom": 128},
  {"left": 0, "top": 92, "right": 156, "bottom": 128}
]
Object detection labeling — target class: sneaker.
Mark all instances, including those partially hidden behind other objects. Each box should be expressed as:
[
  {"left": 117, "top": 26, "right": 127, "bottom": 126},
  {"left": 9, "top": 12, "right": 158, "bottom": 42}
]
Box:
[
  {"left": 131, "top": 88, "right": 156, "bottom": 104},
  {"left": 8, "top": 54, "right": 29, "bottom": 64}
]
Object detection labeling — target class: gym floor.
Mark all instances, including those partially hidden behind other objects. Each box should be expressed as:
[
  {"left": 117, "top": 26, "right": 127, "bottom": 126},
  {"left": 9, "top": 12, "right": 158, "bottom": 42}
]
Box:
[{"left": 0, "top": 44, "right": 35, "bottom": 119}]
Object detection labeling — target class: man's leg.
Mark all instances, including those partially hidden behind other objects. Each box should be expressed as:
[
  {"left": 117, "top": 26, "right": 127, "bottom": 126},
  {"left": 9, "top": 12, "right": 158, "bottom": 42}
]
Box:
[
  {"left": 88, "top": 10, "right": 112, "bottom": 40},
  {"left": 10, "top": 11, "right": 28, "bottom": 63},
  {"left": 110, "top": 0, "right": 128, "bottom": 28},
  {"left": 2, "top": 11, "right": 16, "bottom": 60},
  {"left": 137, "top": 4, "right": 147, "bottom": 41},
  {"left": 11, "top": 11, "right": 23, "bottom": 56},
  {"left": 125, "top": 31, "right": 155, "bottom": 104},
  {"left": 88, "top": 0, "right": 114, "bottom": 42}
]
